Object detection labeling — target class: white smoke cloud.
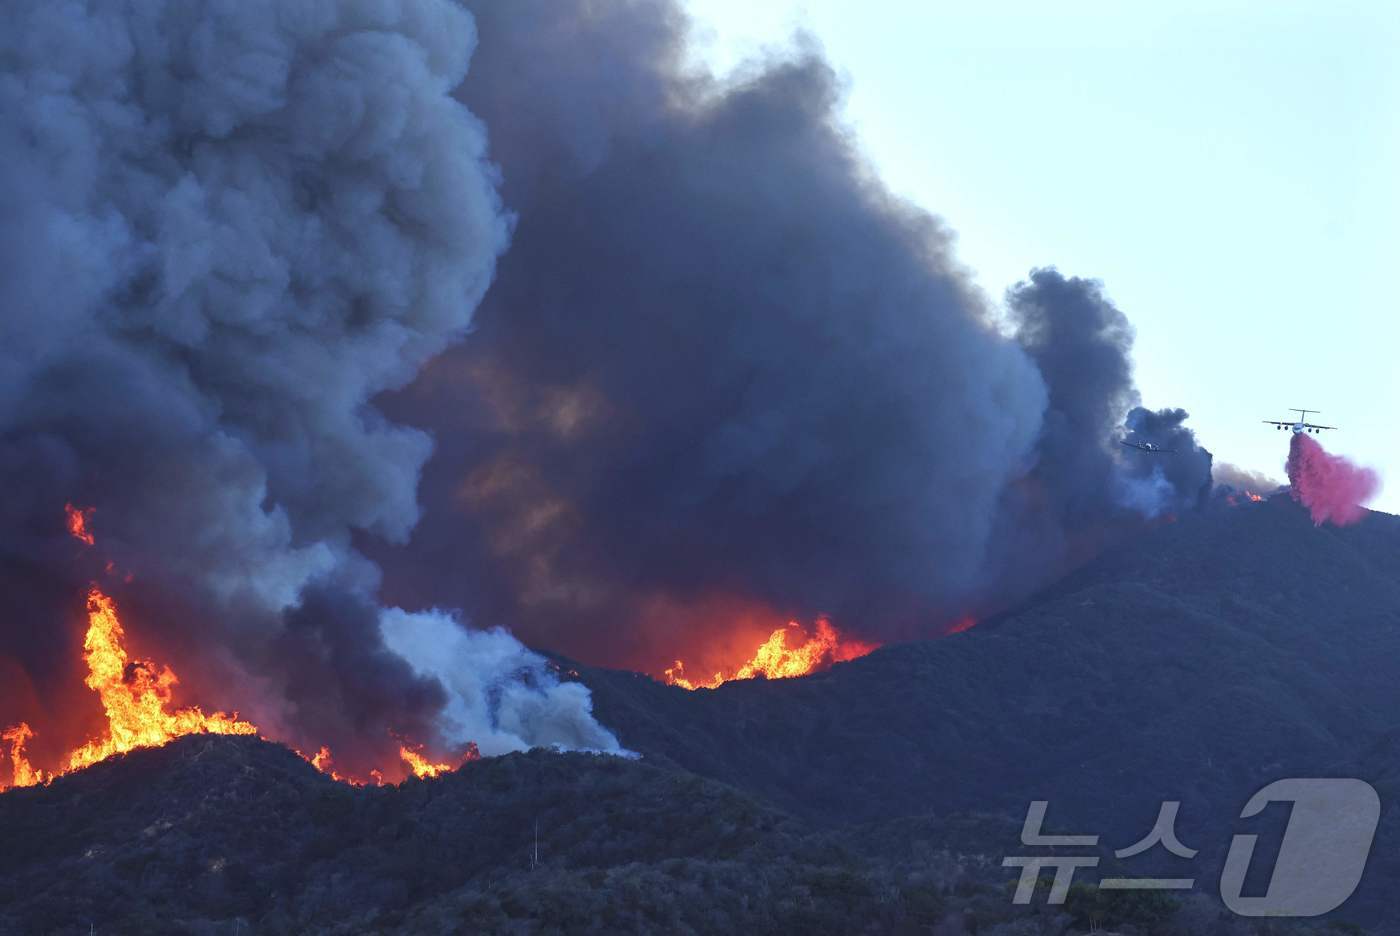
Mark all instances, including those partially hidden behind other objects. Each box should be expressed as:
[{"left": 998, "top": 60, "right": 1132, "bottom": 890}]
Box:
[{"left": 380, "top": 608, "right": 625, "bottom": 756}]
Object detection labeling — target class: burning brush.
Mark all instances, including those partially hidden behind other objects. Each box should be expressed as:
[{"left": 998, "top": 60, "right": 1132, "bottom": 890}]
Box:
[
  {"left": 0, "top": 510, "right": 475, "bottom": 792},
  {"left": 663, "top": 618, "right": 879, "bottom": 691}
]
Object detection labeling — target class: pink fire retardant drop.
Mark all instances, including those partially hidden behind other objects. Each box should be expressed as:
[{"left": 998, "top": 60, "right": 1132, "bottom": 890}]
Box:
[{"left": 1286, "top": 433, "right": 1379, "bottom": 527}]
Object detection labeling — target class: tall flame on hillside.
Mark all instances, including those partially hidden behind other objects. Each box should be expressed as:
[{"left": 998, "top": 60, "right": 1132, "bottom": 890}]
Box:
[
  {"left": 399, "top": 741, "right": 480, "bottom": 779},
  {"left": 65, "top": 588, "right": 259, "bottom": 772},
  {"left": 2, "top": 723, "right": 42, "bottom": 788},
  {"left": 664, "top": 618, "right": 879, "bottom": 691},
  {"left": 0, "top": 586, "right": 256, "bottom": 790},
  {"left": 1, "top": 508, "right": 475, "bottom": 792}
]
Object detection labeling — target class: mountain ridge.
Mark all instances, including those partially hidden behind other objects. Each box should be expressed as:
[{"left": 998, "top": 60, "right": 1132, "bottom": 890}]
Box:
[{"left": 5, "top": 496, "right": 1397, "bottom": 933}]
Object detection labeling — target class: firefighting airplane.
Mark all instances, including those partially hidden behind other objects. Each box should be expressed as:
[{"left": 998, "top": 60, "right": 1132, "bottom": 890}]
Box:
[
  {"left": 1119, "top": 440, "right": 1174, "bottom": 454},
  {"left": 1263, "top": 408, "right": 1336, "bottom": 435}
]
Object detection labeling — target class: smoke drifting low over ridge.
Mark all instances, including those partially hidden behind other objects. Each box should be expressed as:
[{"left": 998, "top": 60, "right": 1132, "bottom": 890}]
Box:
[
  {"left": 377, "top": 0, "right": 1215, "bottom": 672},
  {"left": 1213, "top": 462, "right": 1284, "bottom": 496},
  {"left": 0, "top": 0, "right": 619, "bottom": 774}
]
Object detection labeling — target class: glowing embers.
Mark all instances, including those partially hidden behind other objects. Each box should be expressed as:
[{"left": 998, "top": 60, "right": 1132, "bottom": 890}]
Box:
[
  {"left": 64, "top": 503, "right": 95, "bottom": 546},
  {"left": 664, "top": 618, "right": 879, "bottom": 690}
]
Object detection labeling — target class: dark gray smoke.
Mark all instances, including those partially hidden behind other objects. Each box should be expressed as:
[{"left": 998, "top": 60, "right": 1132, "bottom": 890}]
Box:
[
  {"left": 965, "top": 273, "right": 1214, "bottom": 617},
  {"left": 1008, "top": 270, "right": 1139, "bottom": 524},
  {"left": 0, "top": 0, "right": 619, "bottom": 772},
  {"left": 1122, "top": 406, "right": 1215, "bottom": 513},
  {"left": 376, "top": 1, "right": 1214, "bottom": 669},
  {"left": 3, "top": 0, "right": 1221, "bottom": 767}
]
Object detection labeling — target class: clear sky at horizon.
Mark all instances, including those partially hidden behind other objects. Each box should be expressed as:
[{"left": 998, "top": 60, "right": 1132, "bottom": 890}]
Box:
[{"left": 683, "top": 0, "right": 1400, "bottom": 513}]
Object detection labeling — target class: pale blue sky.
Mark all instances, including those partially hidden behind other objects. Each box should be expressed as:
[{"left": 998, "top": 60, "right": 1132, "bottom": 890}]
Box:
[{"left": 683, "top": 0, "right": 1400, "bottom": 512}]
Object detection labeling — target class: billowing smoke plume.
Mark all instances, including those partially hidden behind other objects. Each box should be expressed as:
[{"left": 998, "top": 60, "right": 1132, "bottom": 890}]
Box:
[
  {"left": 968, "top": 274, "right": 1213, "bottom": 612},
  {"left": 0, "top": 0, "right": 619, "bottom": 772},
  {"left": 1213, "top": 461, "right": 1283, "bottom": 497},
  {"left": 375, "top": 1, "right": 1214, "bottom": 670},
  {"left": 1121, "top": 407, "right": 1214, "bottom": 513},
  {"left": 1007, "top": 273, "right": 1211, "bottom": 521},
  {"left": 1286, "top": 434, "right": 1379, "bottom": 527}
]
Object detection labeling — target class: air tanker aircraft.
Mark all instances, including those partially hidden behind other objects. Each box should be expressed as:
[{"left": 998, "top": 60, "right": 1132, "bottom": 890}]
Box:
[
  {"left": 1119, "top": 440, "right": 1174, "bottom": 454},
  {"left": 1264, "top": 408, "right": 1336, "bottom": 435}
]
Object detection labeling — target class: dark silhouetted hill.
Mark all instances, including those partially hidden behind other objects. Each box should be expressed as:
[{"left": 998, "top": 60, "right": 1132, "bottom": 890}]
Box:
[
  {"left": 0, "top": 735, "right": 1050, "bottom": 935},
  {"left": 0, "top": 733, "right": 1353, "bottom": 934},
  {"left": 580, "top": 496, "right": 1400, "bottom": 929}
]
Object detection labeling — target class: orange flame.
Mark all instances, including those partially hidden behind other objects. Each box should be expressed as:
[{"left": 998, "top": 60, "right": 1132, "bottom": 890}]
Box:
[
  {"left": 65, "top": 588, "right": 258, "bottom": 773},
  {"left": 1246, "top": 491, "right": 1264, "bottom": 502},
  {"left": 0, "top": 588, "right": 255, "bottom": 789},
  {"left": 1, "top": 723, "right": 44, "bottom": 790},
  {"left": 2, "top": 590, "right": 478, "bottom": 789},
  {"left": 298, "top": 746, "right": 359, "bottom": 785},
  {"left": 65, "top": 503, "right": 95, "bottom": 546},
  {"left": 665, "top": 618, "right": 879, "bottom": 691},
  {"left": 310, "top": 746, "right": 332, "bottom": 772},
  {"left": 2, "top": 510, "right": 485, "bottom": 792},
  {"left": 399, "top": 745, "right": 453, "bottom": 779},
  {"left": 399, "top": 741, "right": 480, "bottom": 779}
]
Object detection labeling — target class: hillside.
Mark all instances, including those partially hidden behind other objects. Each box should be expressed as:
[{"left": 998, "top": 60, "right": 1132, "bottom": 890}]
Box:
[
  {"left": 0, "top": 734, "right": 1039, "bottom": 935},
  {"left": 584, "top": 497, "right": 1400, "bottom": 820},
  {"left": 0, "top": 734, "right": 1357, "bottom": 935},
  {"left": 579, "top": 497, "right": 1400, "bottom": 926},
  {"left": 4, "top": 497, "right": 1397, "bottom": 933}
]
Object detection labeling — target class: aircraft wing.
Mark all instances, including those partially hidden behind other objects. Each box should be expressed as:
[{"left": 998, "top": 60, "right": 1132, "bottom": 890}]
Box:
[
  {"left": 1262, "top": 420, "right": 1293, "bottom": 427},
  {"left": 1303, "top": 422, "right": 1337, "bottom": 430}
]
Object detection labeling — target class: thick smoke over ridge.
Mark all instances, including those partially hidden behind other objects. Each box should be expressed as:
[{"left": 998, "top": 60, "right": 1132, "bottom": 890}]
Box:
[
  {"left": 377, "top": 0, "right": 1214, "bottom": 670},
  {"left": 0, "top": 0, "right": 619, "bottom": 772},
  {"left": 1213, "top": 462, "right": 1283, "bottom": 495},
  {"left": 967, "top": 275, "right": 1212, "bottom": 612},
  {"left": 2, "top": 0, "right": 1222, "bottom": 763}
]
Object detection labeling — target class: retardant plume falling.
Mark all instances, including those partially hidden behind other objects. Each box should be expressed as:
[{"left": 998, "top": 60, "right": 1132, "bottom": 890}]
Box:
[{"left": 1286, "top": 434, "right": 1379, "bottom": 527}]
